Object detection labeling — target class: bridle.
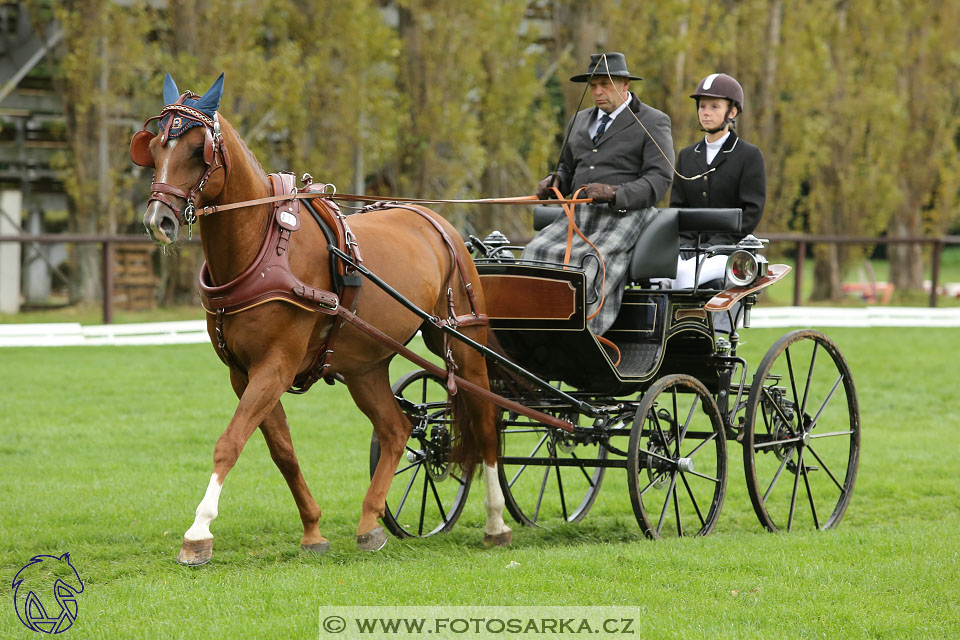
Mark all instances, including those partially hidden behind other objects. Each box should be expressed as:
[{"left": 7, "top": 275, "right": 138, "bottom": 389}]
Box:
[{"left": 130, "top": 91, "right": 230, "bottom": 235}]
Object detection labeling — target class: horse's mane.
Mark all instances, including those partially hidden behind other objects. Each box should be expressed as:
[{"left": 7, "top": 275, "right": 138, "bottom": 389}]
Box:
[{"left": 219, "top": 114, "right": 269, "bottom": 184}]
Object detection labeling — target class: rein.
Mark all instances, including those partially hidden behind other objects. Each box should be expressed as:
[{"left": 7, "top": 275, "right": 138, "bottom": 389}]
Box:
[{"left": 197, "top": 189, "right": 592, "bottom": 217}]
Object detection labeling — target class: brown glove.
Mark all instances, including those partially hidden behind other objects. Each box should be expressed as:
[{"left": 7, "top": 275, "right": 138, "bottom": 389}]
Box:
[
  {"left": 536, "top": 174, "right": 559, "bottom": 199},
  {"left": 582, "top": 182, "right": 618, "bottom": 204}
]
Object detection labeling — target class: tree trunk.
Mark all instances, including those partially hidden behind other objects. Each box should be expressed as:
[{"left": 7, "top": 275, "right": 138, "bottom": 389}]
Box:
[
  {"left": 758, "top": 0, "right": 782, "bottom": 149},
  {"left": 810, "top": 243, "right": 844, "bottom": 301},
  {"left": 887, "top": 206, "right": 925, "bottom": 291}
]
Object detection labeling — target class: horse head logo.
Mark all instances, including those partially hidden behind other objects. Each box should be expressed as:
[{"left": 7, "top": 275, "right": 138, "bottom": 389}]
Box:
[{"left": 12, "top": 553, "right": 84, "bottom": 634}]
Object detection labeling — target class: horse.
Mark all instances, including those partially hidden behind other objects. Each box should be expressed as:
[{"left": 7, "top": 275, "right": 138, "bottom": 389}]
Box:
[{"left": 132, "top": 73, "right": 511, "bottom": 564}]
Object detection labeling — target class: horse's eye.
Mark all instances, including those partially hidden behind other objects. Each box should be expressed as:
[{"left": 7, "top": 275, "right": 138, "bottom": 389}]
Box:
[{"left": 191, "top": 146, "right": 205, "bottom": 160}]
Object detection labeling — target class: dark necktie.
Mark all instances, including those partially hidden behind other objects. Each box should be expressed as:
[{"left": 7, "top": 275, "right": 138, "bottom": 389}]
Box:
[{"left": 592, "top": 114, "right": 611, "bottom": 144}]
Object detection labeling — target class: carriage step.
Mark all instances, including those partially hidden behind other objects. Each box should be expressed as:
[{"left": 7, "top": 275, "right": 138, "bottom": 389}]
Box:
[{"left": 614, "top": 342, "right": 661, "bottom": 376}]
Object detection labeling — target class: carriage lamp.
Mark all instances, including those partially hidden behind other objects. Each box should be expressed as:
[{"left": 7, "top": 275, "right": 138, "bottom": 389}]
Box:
[{"left": 725, "top": 250, "right": 767, "bottom": 287}]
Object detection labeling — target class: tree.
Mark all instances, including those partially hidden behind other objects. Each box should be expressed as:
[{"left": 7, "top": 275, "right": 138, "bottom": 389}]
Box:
[
  {"left": 29, "top": 0, "right": 154, "bottom": 303},
  {"left": 886, "top": 0, "right": 960, "bottom": 291}
]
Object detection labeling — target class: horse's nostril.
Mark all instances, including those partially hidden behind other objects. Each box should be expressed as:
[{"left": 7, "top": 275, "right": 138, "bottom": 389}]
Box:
[{"left": 159, "top": 215, "right": 178, "bottom": 239}]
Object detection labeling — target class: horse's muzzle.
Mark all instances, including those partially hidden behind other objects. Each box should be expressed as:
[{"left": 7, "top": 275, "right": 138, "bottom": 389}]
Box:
[{"left": 144, "top": 203, "right": 180, "bottom": 245}]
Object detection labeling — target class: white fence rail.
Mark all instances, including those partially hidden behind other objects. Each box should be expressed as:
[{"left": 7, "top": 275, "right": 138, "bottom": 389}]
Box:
[{"left": 1, "top": 307, "right": 958, "bottom": 348}]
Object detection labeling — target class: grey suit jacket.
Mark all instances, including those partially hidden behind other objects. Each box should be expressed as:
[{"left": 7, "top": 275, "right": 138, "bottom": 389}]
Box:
[{"left": 555, "top": 93, "right": 674, "bottom": 211}]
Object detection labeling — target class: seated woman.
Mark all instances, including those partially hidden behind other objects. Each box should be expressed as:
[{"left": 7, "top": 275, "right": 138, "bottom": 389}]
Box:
[{"left": 666, "top": 73, "right": 765, "bottom": 288}]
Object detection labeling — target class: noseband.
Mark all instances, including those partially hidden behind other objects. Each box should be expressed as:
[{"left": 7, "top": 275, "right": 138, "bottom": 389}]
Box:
[{"left": 130, "top": 92, "right": 230, "bottom": 234}]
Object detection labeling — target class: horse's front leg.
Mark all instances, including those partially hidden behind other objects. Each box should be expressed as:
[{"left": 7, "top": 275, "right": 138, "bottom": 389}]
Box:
[
  {"left": 177, "top": 363, "right": 292, "bottom": 565},
  {"left": 344, "top": 362, "right": 411, "bottom": 552}
]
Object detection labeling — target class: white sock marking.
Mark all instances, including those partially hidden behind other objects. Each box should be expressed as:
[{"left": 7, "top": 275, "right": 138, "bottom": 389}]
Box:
[
  {"left": 184, "top": 473, "right": 221, "bottom": 541},
  {"left": 483, "top": 463, "right": 511, "bottom": 536}
]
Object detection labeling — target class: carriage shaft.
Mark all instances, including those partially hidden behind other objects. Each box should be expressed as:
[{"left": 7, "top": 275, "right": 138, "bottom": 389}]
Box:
[{"left": 329, "top": 245, "right": 600, "bottom": 417}]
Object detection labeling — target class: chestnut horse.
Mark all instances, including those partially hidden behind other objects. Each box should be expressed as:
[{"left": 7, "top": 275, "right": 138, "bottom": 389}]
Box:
[{"left": 133, "top": 74, "right": 510, "bottom": 564}]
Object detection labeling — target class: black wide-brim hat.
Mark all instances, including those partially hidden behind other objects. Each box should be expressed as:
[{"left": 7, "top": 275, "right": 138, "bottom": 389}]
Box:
[{"left": 570, "top": 52, "right": 642, "bottom": 82}]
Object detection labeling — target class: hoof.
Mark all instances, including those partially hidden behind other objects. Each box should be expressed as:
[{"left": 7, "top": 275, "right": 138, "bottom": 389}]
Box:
[
  {"left": 301, "top": 539, "right": 331, "bottom": 554},
  {"left": 483, "top": 530, "right": 513, "bottom": 547},
  {"left": 357, "top": 526, "right": 387, "bottom": 552},
  {"left": 177, "top": 537, "right": 213, "bottom": 566}
]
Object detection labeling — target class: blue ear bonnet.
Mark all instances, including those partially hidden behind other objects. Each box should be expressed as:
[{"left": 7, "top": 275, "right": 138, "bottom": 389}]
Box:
[{"left": 159, "top": 73, "right": 224, "bottom": 139}]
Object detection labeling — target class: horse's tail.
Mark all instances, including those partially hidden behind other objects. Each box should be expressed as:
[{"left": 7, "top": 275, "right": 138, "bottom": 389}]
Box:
[{"left": 448, "top": 389, "right": 481, "bottom": 476}]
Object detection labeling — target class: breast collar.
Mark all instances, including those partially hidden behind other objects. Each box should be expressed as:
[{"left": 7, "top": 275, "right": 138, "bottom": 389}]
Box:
[{"left": 198, "top": 172, "right": 348, "bottom": 316}]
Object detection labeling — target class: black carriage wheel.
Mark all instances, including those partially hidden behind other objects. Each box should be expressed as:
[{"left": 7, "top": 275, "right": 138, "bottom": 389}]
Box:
[
  {"left": 369, "top": 369, "right": 471, "bottom": 539},
  {"left": 627, "top": 374, "right": 727, "bottom": 539},
  {"left": 497, "top": 409, "right": 607, "bottom": 527},
  {"left": 743, "top": 330, "right": 860, "bottom": 532}
]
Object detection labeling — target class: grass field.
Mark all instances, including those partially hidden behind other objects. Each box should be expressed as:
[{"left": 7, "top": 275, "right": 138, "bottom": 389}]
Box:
[{"left": 1, "top": 327, "right": 958, "bottom": 638}]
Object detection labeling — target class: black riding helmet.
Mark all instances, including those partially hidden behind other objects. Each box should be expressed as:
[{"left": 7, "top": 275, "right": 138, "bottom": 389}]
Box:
[{"left": 691, "top": 73, "right": 743, "bottom": 133}]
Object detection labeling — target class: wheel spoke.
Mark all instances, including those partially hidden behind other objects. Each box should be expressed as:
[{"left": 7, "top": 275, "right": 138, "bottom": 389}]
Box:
[
  {"left": 418, "top": 467, "right": 429, "bottom": 536},
  {"left": 683, "top": 431, "right": 718, "bottom": 459},
  {"left": 679, "top": 472, "right": 706, "bottom": 527},
  {"left": 806, "top": 374, "right": 844, "bottom": 431},
  {"left": 638, "top": 471, "right": 668, "bottom": 497},
  {"left": 800, "top": 458, "right": 820, "bottom": 529},
  {"left": 639, "top": 447, "right": 674, "bottom": 465},
  {"left": 763, "top": 445, "right": 796, "bottom": 503},
  {"left": 805, "top": 444, "right": 846, "bottom": 492},
  {"left": 555, "top": 461, "right": 569, "bottom": 520},
  {"left": 800, "top": 341, "right": 819, "bottom": 417},
  {"left": 533, "top": 463, "right": 550, "bottom": 523},
  {"left": 809, "top": 430, "right": 854, "bottom": 439},
  {"left": 393, "top": 460, "right": 420, "bottom": 476},
  {"left": 787, "top": 448, "right": 804, "bottom": 531},
  {"left": 671, "top": 388, "right": 681, "bottom": 456},
  {"left": 677, "top": 394, "right": 699, "bottom": 452},
  {"left": 508, "top": 431, "right": 549, "bottom": 488},
  {"left": 685, "top": 469, "right": 720, "bottom": 483},
  {"left": 651, "top": 411, "right": 670, "bottom": 458},
  {"left": 571, "top": 450, "right": 598, "bottom": 487},
  {"left": 656, "top": 472, "right": 678, "bottom": 536},
  {"left": 426, "top": 472, "right": 448, "bottom": 524},
  {"left": 672, "top": 476, "right": 683, "bottom": 537},
  {"left": 753, "top": 436, "right": 803, "bottom": 449},
  {"left": 786, "top": 346, "right": 801, "bottom": 409},
  {"left": 394, "top": 463, "right": 421, "bottom": 520}
]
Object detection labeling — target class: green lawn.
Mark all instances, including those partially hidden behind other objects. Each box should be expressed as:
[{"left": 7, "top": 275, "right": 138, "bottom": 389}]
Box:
[{"left": 1, "top": 328, "right": 957, "bottom": 638}]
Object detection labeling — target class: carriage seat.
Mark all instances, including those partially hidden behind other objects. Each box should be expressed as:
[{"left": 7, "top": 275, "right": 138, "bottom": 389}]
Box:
[
  {"left": 530, "top": 205, "right": 743, "bottom": 281},
  {"left": 628, "top": 208, "right": 742, "bottom": 280}
]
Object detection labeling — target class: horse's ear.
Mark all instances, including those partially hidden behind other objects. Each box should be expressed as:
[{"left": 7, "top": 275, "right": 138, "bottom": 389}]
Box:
[
  {"left": 194, "top": 73, "right": 224, "bottom": 114},
  {"left": 163, "top": 73, "right": 180, "bottom": 106},
  {"left": 59, "top": 552, "right": 71, "bottom": 562}
]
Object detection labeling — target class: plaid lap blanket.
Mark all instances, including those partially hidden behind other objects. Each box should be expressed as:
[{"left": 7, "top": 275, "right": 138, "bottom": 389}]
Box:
[{"left": 521, "top": 205, "right": 655, "bottom": 334}]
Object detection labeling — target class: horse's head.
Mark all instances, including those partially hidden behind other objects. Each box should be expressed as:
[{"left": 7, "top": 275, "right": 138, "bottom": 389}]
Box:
[{"left": 132, "top": 73, "right": 229, "bottom": 245}]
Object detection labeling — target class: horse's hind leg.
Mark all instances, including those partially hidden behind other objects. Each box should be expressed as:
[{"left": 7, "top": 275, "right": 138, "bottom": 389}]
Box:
[
  {"left": 448, "top": 335, "right": 512, "bottom": 547},
  {"left": 259, "top": 401, "right": 327, "bottom": 553},
  {"left": 344, "top": 362, "right": 410, "bottom": 552}
]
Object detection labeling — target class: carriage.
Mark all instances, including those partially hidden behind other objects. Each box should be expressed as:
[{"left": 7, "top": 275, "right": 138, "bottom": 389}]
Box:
[{"left": 371, "top": 205, "right": 860, "bottom": 540}]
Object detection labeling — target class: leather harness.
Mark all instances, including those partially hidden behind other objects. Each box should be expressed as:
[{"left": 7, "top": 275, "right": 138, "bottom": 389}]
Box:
[{"left": 199, "top": 172, "right": 487, "bottom": 395}]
